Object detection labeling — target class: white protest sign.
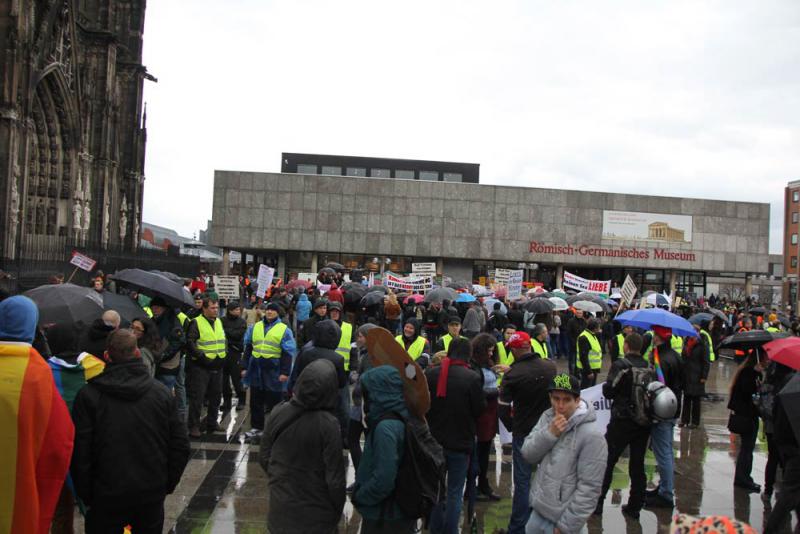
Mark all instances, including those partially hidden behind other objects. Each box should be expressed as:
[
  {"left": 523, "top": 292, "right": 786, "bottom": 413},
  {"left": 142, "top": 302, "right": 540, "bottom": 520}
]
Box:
[
  {"left": 580, "top": 384, "right": 611, "bottom": 434},
  {"left": 507, "top": 269, "right": 524, "bottom": 300},
  {"left": 298, "top": 272, "right": 317, "bottom": 284},
  {"left": 255, "top": 265, "right": 274, "bottom": 298},
  {"left": 212, "top": 275, "right": 240, "bottom": 300},
  {"left": 70, "top": 251, "right": 97, "bottom": 272},
  {"left": 563, "top": 271, "right": 611, "bottom": 296},
  {"left": 412, "top": 262, "right": 437, "bottom": 274},
  {"left": 384, "top": 273, "right": 434, "bottom": 292},
  {"left": 494, "top": 268, "right": 511, "bottom": 286},
  {"left": 620, "top": 275, "right": 638, "bottom": 307}
]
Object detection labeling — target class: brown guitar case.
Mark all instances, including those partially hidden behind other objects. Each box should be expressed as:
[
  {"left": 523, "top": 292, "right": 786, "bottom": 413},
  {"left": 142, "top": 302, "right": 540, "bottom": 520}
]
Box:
[{"left": 366, "top": 327, "right": 431, "bottom": 419}]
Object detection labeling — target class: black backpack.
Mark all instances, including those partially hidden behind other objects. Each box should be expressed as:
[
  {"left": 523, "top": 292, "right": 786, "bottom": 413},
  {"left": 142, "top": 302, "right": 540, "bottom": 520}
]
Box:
[
  {"left": 377, "top": 412, "right": 445, "bottom": 520},
  {"left": 611, "top": 360, "right": 656, "bottom": 427}
]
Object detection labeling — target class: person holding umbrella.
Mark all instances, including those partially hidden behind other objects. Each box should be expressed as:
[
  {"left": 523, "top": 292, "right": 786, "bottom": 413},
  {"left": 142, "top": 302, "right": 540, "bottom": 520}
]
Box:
[
  {"left": 680, "top": 323, "right": 710, "bottom": 429},
  {"left": 185, "top": 296, "right": 227, "bottom": 438},
  {"left": 576, "top": 319, "right": 603, "bottom": 388}
]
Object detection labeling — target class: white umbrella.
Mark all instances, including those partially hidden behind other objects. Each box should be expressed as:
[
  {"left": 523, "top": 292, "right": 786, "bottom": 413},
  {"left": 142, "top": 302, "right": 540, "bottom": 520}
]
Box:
[
  {"left": 472, "top": 284, "right": 492, "bottom": 297},
  {"left": 573, "top": 300, "right": 603, "bottom": 314},
  {"left": 548, "top": 296, "right": 569, "bottom": 311},
  {"left": 483, "top": 298, "right": 508, "bottom": 314}
]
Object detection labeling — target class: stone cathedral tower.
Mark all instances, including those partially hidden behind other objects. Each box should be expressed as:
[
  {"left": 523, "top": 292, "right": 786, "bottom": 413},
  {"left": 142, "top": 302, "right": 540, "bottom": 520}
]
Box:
[{"left": 0, "top": 0, "right": 149, "bottom": 264}]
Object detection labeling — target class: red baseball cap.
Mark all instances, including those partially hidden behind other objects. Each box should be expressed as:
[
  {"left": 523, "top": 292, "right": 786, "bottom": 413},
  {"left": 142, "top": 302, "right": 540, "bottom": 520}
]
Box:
[{"left": 506, "top": 331, "right": 531, "bottom": 349}]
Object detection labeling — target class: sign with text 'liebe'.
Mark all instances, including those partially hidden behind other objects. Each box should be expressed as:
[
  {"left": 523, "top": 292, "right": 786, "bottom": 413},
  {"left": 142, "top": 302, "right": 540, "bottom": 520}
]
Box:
[{"left": 563, "top": 271, "right": 611, "bottom": 296}]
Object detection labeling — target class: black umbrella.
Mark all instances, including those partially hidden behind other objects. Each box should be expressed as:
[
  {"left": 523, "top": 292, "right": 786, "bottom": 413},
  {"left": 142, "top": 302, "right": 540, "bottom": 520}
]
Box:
[
  {"left": 114, "top": 268, "right": 195, "bottom": 309},
  {"left": 778, "top": 374, "right": 800, "bottom": 445},
  {"left": 778, "top": 315, "right": 792, "bottom": 329},
  {"left": 149, "top": 270, "right": 185, "bottom": 284},
  {"left": 707, "top": 308, "right": 729, "bottom": 325},
  {"left": 318, "top": 267, "right": 336, "bottom": 276},
  {"left": 448, "top": 279, "right": 471, "bottom": 290},
  {"left": 102, "top": 291, "right": 145, "bottom": 325},
  {"left": 688, "top": 313, "right": 714, "bottom": 325},
  {"left": 360, "top": 292, "right": 385, "bottom": 307},
  {"left": 343, "top": 285, "right": 367, "bottom": 306},
  {"left": 749, "top": 306, "right": 767, "bottom": 316},
  {"left": 424, "top": 287, "right": 458, "bottom": 303},
  {"left": 367, "top": 285, "right": 389, "bottom": 294},
  {"left": 341, "top": 282, "right": 364, "bottom": 292},
  {"left": 521, "top": 298, "right": 555, "bottom": 314},
  {"left": 325, "top": 262, "right": 345, "bottom": 271},
  {"left": 23, "top": 283, "right": 103, "bottom": 326},
  {"left": 719, "top": 330, "right": 789, "bottom": 351},
  {"left": 566, "top": 293, "right": 610, "bottom": 312}
]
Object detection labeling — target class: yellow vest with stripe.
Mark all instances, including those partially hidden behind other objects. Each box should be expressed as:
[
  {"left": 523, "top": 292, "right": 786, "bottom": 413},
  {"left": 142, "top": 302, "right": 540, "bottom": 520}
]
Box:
[
  {"left": 440, "top": 334, "right": 466, "bottom": 353},
  {"left": 196, "top": 317, "right": 226, "bottom": 360},
  {"left": 576, "top": 331, "right": 602, "bottom": 370},
  {"left": 337, "top": 322, "right": 353, "bottom": 370},
  {"left": 143, "top": 306, "right": 153, "bottom": 318},
  {"left": 671, "top": 335, "right": 684, "bottom": 354},
  {"left": 396, "top": 335, "right": 426, "bottom": 360},
  {"left": 531, "top": 338, "right": 549, "bottom": 359},
  {"left": 252, "top": 320, "right": 287, "bottom": 359},
  {"left": 177, "top": 312, "right": 188, "bottom": 328},
  {"left": 616, "top": 333, "right": 626, "bottom": 358},
  {"left": 700, "top": 329, "right": 715, "bottom": 362}
]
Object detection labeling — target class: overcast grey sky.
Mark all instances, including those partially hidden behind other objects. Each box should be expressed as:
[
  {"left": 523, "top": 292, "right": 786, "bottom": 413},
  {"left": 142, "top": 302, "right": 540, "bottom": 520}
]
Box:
[{"left": 141, "top": 1, "right": 800, "bottom": 253}]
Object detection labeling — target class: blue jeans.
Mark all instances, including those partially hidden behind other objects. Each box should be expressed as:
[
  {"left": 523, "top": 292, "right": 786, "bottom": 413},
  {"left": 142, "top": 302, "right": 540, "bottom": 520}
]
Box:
[
  {"left": 429, "top": 449, "right": 469, "bottom": 534},
  {"left": 548, "top": 334, "right": 560, "bottom": 358},
  {"left": 650, "top": 420, "right": 675, "bottom": 500},
  {"left": 525, "top": 508, "right": 555, "bottom": 534},
  {"left": 509, "top": 434, "right": 533, "bottom": 534},
  {"left": 175, "top": 356, "right": 187, "bottom": 423}
]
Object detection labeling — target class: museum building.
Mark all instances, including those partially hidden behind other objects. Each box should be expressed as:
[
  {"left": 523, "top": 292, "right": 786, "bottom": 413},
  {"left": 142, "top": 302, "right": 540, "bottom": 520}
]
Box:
[{"left": 210, "top": 160, "right": 770, "bottom": 298}]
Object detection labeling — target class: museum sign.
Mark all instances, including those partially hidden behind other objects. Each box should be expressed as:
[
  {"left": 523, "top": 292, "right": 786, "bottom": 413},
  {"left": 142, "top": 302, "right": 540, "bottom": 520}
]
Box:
[{"left": 529, "top": 241, "right": 698, "bottom": 262}]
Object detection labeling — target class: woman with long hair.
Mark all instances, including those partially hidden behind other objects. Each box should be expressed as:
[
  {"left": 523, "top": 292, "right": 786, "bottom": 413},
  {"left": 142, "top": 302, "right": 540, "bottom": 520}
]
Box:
[
  {"left": 131, "top": 317, "right": 164, "bottom": 377},
  {"left": 471, "top": 333, "right": 501, "bottom": 500},
  {"left": 727, "top": 349, "right": 764, "bottom": 492}
]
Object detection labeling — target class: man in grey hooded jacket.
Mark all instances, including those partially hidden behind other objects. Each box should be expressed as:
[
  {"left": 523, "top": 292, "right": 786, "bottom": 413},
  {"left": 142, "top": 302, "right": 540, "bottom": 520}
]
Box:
[{"left": 521, "top": 373, "right": 608, "bottom": 534}]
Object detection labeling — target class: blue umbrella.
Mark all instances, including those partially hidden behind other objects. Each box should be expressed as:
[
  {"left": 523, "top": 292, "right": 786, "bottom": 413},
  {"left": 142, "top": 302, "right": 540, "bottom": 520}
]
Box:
[
  {"left": 455, "top": 293, "right": 477, "bottom": 303},
  {"left": 616, "top": 308, "right": 699, "bottom": 338}
]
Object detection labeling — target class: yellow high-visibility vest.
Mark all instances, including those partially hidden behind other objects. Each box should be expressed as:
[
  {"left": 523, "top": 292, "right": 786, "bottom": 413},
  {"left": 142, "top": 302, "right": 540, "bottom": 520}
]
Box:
[
  {"left": 576, "top": 330, "right": 602, "bottom": 370},
  {"left": 252, "top": 321, "right": 287, "bottom": 359},
  {"left": 337, "top": 322, "right": 353, "bottom": 370},
  {"left": 396, "top": 335, "right": 426, "bottom": 360},
  {"left": 440, "top": 334, "right": 466, "bottom": 353},
  {"left": 530, "top": 338, "right": 549, "bottom": 359},
  {"left": 195, "top": 317, "right": 226, "bottom": 360},
  {"left": 616, "top": 333, "right": 626, "bottom": 358},
  {"left": 177, "top": 312, "right": 188, "bottom": 327},
  {"left": 700, "top": 329, "right": 716, "bottom": 362},
  {"left": 143, "top": 306, "right": 153, "bottom": 318},
  {"left": 496, "top": 342, "right": 514, "bottom": 367},
  {"left": 671, "top": 335, "right": 684, "bottom": 354}
]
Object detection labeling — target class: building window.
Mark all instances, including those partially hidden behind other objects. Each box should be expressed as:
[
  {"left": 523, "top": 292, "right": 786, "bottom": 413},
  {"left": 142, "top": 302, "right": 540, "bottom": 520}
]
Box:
[
  {"left": 297, "top": 164, "right": 318, "bottom": 174},
  {"left": 794, "top": 191, "right": 799, "bottom": 202},
  {"left": 419, "top": 171, "right": 439, "bottom": 181},
  {"left": 346, "top": 167, "right": 367, "bottom": 177},
  {"left": 793, "top": 257, "right": 798, "bottom": 269},
  {"left": 320, "top": 166, "right": 342, "bottom": 175},
  {"left": 395, "top": 169, "right": 414, "bottom": 179},
  {"left": 793, "top": 234, "right": 798, "bottom": 245},
  {"left": 793, "top": 212, "right": 799, "bottom": 223},
  {"left": 443, "top": 172, "right": 463, "bottom": 183},
  {"left": 370, "top": 168, "right": 391, "bottom": 178}
]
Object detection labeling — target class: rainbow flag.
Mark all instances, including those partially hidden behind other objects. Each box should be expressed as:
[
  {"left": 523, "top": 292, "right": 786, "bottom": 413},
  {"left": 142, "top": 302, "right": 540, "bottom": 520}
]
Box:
[{"left": 0, "top": 342, "right": 75, "bottom": 534}]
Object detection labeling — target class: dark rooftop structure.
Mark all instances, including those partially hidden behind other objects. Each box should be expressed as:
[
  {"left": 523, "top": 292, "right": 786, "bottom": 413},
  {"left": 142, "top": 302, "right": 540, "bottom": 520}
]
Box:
[{"left": 281, "top": 152, "right": 480, "bottom": 183}]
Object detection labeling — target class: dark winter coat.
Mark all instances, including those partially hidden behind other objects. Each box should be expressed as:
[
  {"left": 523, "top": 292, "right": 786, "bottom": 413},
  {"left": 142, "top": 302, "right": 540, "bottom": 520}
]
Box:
[
  {"left": 728, "top": 366, "right": 762, "bottom": 420},
  {"left": 221, "top": 314, "right": 247, "bottom": 356},
  {"left": 289, "top": 320, "right": 346, "bottom": 391},
  {"left": 682, "top": 336, "right": 710, "bottom": 397},
  {"left": 507, "top": 308, "right": 525, "bottom": 332},
  {"left": 71, "top": 359, "right": 190, "bottom": 507},
  {"left": 153, "top": 310, "right": 186, "bottom": 376},
  {"left": 299, "top": 312, "right": 327, "bottom": 346},
  {"left": 425, "top": 361, "right": 486, "bottom": 453},
  {"left": 260, "top": 359, "right": 345, "bottom": 534},
  {"left": 499, "top": 352, "right": 558, "bottom": 438},
  {"left": 653, "top": 342, "right": 684, "bottom": 414}
]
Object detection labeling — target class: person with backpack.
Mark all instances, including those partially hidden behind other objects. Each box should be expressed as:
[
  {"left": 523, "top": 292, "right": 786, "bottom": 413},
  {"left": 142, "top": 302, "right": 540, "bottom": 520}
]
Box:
[
  {"left": 594, "top": 332, "right": 654, "bottom": 519},
  {"left": 425, "top": 337, "right": 486, "bottom": 534},
  {"left": 259, "top": 359, "right": 346, "bottom": 534},
  {"left": 522, "top": 373, "right": 608, "bottom": 533},
  {"left": 352, "top": 365, "right": 418, "bottom": 533}
]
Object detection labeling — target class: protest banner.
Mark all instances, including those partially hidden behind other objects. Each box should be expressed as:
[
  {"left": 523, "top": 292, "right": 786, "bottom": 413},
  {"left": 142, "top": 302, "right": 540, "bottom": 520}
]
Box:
[
  {"left": 562, "top": 271, "right": 611, "bottom": 296},
  {"left": 412, "top": 262, "right": 436, "bottom": 274},
  {"left": 620, "top": 275, "right": 638, "bottom": 307},
  {"left": 212, "top": 275, "right": 240, "bottom": 300},
  {"left": 70, "top": 251, "right": 97, "bottom": 272},
  {"left": 506, "top": 269, "right": 524, "bottom": 300},
  {"left": 384, "top": 273, "right": 433, "bottom": 292},
  {"left": 297, "top": 273, "right": 317, "bottom": 284},
  {"left": 494, "top": 268, "right": 511, "bottom": 286},
  {"left": 255, "top": 265, "right": 274, "bottom": 298},
  {"left": 580, "top": 384, "right": 611, "bottom": 434}
]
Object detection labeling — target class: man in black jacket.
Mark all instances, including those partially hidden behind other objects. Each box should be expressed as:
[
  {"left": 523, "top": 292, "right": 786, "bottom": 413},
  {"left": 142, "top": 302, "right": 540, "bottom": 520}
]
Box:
[
  {"left": 764, "top": 373, "right": 800, "bottom": 534},
  {"left": 645, "top": 326, "right": 683, "bottom": 510},
  {"left": 298, "top": 299, "right": 328, "bottom": 346},
  {"left": 497, "top": 331, "right": 558, "bottom": 534},
  {"left": 185, "top": 298, "right": 227, "bottom": 437},
  {"left": 424, "top": 337, "right": 486, "bottom": 534},
  {"left": 221, "top": 301, "right": 247, "bottom": 411},
  {"left": 594, "top": 333, "right": 654, "bottom": 519},
  {"left": 72, "top": 329, "right": 190, "bottom": 534}
]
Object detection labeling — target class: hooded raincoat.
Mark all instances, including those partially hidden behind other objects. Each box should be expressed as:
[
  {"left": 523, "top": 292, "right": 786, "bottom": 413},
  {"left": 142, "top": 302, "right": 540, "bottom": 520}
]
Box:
[{"left": 259, "top": 359, "right": 346, "bottom": 534}]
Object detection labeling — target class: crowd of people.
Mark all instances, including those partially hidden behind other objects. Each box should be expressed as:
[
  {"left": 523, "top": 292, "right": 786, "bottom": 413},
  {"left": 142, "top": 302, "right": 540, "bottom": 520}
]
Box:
[{"left": 0, "top": 268, "right": 798, "bottom": 534}]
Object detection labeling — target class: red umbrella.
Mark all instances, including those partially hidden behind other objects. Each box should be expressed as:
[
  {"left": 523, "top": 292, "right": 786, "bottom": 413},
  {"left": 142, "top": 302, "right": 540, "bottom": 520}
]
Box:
[
  {"left": 286, "top": 279, "right": 312, "bottom": 290},
  {"left": 764, "top": 337, "right": 800, "bottom": 371},
  {"left": 405, "top": 294, "right": 424, "bottom": 304}
]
